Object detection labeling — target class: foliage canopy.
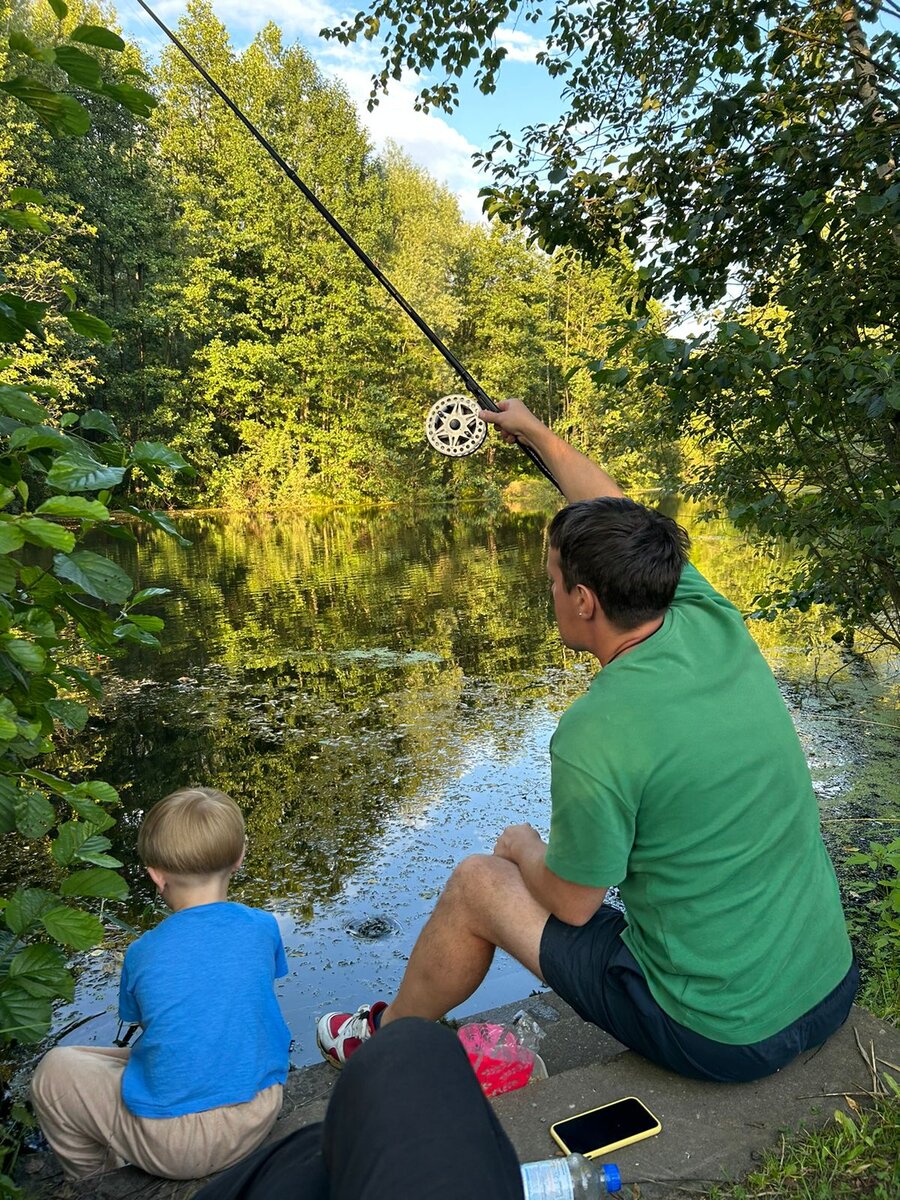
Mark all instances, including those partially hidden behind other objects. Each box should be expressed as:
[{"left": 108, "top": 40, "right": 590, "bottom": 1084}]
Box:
[{"left": 326, "top": 0, "right": 900, "bottom": 645}]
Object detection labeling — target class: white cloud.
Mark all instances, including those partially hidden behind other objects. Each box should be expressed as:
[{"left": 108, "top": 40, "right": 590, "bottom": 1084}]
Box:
[
  {"left": 496, "top": 27, "right": 545, "bottom": 63},
  {"left": 331, "top": 65, "right": 487, "bottom": 222}
]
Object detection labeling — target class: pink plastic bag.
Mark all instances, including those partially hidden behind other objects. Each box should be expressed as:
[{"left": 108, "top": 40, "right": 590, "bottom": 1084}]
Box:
[{"left": 457, "top": 1022, "right": 536, "bottom": 1097}]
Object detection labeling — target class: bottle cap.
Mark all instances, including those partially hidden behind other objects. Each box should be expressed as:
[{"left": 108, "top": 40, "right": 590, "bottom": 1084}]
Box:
[{"left": 603, "top": 1162, "right": 621, "bottom": 1192}]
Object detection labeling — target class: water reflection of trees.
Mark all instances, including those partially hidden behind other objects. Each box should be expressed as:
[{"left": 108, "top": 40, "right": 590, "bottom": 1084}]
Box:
[{"left": 50, "top": 502, "right": 868, "bottom": 933}]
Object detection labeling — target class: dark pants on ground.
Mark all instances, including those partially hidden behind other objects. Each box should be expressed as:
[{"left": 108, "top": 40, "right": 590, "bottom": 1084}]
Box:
[
  {"left": 194, "top": 1019, "right": 524, "bottom": 1200},
  {"left": 540, "top": 906, "right": 859, "bottom": 1083}
]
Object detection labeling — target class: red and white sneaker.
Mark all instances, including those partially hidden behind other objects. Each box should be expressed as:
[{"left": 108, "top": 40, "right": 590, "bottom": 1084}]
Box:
[{"left": 316, "top": 1001, "right": 387, "bottom": 1068}]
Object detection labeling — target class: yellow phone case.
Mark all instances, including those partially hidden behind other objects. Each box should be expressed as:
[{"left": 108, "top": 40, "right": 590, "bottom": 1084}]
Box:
[{"left": 549, "top": 1096, "right": 662, "bottom": 1158}]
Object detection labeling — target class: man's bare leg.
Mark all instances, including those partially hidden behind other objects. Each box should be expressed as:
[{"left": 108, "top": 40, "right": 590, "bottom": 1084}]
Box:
[{"left": 381, "top": 854, "right": 551, "bottom": 1025}]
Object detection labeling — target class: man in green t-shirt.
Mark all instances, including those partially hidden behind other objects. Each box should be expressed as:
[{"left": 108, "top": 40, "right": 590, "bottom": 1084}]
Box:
[{"left": 317, "top": 399, "right": 856, "bottom": 1081}]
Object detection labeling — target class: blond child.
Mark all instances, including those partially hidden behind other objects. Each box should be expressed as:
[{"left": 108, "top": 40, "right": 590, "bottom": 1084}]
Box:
[{"left": 30, "top": 787, "right": 292, "bottom": 1181}]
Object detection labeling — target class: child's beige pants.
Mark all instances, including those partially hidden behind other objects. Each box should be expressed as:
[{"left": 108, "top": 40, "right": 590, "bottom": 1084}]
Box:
[{"left": 30, "top": 1045, "right": 283, "bottom": 1182}]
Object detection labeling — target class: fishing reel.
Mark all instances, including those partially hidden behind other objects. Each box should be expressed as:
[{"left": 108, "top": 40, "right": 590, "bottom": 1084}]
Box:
[{"left": 425, "top": 394, "right": 487, "bottom": 458}]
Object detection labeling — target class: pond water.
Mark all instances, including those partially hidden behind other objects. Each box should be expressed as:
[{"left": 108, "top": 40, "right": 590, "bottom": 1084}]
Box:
[{"left": 16, "top": 502, "right": 900, "bottom": 1067}]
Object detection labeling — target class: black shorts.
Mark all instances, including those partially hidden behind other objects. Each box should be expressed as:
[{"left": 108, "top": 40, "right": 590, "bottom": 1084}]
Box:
[{"left": 539, "top": 905, "right": 858, "bottom": 1083}]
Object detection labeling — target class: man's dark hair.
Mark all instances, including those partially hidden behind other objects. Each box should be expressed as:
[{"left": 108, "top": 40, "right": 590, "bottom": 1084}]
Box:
[{"left": 549, "top": 497, "right": 690, "bottom": 630}]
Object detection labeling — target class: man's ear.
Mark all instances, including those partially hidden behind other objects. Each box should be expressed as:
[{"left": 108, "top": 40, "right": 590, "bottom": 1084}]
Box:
[
  {"left": 231, "top": 844, "right": 246, "bottom": 875},
  {"left": 575, "top": 584, "right": 598, "bottom": 618},
  {"left": 146, "top": 865, "right": 167, "bottom": 894}
]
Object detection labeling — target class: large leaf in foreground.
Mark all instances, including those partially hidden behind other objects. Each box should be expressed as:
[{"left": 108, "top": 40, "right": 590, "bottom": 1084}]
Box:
[
  {"left": 60, "top": 867, "right": 128, "bottom": 900},
  {"left": 52, "top": 549, "right": 132, "bottom": 604},
  {"left": 8, "top": 944, "right": 73, "bottom": 1002},
  {"left": 0, "top": 77, "right": 89, "bottom": 136},
  {"left": 46, "top": 452, "right": 125, "bottom": 492},
  {"left": 41, "top": 905, "right": 104, "bottom": 950}
]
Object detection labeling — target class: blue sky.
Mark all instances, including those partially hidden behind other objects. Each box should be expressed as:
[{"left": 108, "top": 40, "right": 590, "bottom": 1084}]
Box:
[{"left": 118, "top": 0, "right": 562, "bottom": 221}]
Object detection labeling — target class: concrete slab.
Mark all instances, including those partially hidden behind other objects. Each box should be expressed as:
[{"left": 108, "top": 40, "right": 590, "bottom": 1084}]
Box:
[
  {"left": 16, "top": 1002, "right": 899, "bottom": 1199},
  {"left": 494, "top": 1005, "right": 900, "bottom": 1198}
]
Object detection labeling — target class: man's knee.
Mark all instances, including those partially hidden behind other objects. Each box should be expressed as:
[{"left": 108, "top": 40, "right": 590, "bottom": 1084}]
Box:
[
  {"left": 445, "top": 853, "right": 518, "bottom": 907},
  {"left": 30, "top": 1047, "right": 75, "bottom": 1111}
]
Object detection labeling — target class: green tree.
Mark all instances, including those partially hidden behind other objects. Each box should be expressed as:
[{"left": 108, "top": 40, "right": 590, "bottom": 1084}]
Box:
[
  {"left": 324, "top": 0, "right": 900, "bottom": 645},
  {"left": 0, "top": 2, "right": 190, "bottom": 1185}
]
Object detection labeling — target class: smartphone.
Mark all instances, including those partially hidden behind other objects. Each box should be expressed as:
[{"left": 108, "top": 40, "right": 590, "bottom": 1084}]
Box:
[{"left": 550, "top": 1096, "right": 661, "bottom": 1158}]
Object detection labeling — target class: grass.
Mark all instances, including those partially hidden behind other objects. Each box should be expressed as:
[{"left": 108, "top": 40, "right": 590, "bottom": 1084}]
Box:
[{"left": 704, "top": 1093, "right": 900, "bottom": 1200}]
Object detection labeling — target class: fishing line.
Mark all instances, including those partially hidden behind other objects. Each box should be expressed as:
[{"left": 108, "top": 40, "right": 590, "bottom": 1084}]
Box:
[{"left": 129, "top": 0, "right": 561, "bottom": 492}]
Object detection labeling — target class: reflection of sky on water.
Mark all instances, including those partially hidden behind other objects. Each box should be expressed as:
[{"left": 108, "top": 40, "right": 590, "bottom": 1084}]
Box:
[{"left": 34, "top": 509, "right": 899, "bottom": 1068}]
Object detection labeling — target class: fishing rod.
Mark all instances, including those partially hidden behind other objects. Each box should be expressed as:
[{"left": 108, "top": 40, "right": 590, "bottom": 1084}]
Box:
[{"left": 131, "top": 0, "right": 561, "bottom": 492}]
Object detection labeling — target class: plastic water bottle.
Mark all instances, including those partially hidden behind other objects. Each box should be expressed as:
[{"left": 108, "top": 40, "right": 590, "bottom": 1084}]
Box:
[{"left": 520, "top": 1153, "right": 621, "bottom": 1197}]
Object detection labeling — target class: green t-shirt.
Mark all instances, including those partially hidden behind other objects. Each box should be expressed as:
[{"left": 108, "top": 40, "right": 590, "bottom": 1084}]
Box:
[{"left": 546, "top": 563, "right": 852, "bottom": 1045}]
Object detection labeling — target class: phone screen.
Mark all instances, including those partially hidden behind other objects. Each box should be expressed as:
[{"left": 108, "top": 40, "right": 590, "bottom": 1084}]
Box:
[{"left": 553, "top": 1098, "right": 658, "bottom": 1155}]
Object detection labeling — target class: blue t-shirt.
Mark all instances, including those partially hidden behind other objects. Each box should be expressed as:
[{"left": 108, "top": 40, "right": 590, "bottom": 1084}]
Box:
[{"left": 119, "top": 901, "right": 292, "bottom": 1118}]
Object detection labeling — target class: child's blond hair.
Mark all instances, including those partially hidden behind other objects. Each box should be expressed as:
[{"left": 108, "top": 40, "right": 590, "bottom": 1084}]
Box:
[{"left": 137, "top": 787, "right": 245, "bottom": 875}]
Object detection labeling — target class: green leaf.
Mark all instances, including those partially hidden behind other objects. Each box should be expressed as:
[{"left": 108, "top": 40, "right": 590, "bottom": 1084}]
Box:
[
  {"left": 52, "top": 825, "right": 121, "bottom": 869},
  {"left": 131, "top": 441, "right": 191, "bottom": 473},
  {"left": 0, "top": 78, "right": 90, "bottom": 137},
  {"left": 0, "top": 557, "right": 20, "bottom": 593},
  {"left": 69, "top": 25, "right": 125, "bottom": 51},
  {"left": 50, "top": 820, "right": 88, "bottom": 865},
  {"left": 130, "top": 587, "right": 170, "bottom": 606},
  {"left": 7, "top": 32, "right": 55, "bottom": 64},
  {"left": 18, "top": 517, "right": 75, "bottom": 552},
  {"left": 76, "top": 835, "right": 121, "bottom": 868},
  {"left": 14, "top": 790, "right": 56, "bottom": 839},
  {"left": 4, "top": 888, "right": 58, "bottom": 936},
  {"left": 0, "top": 524, "right": 25, "bottom": 553},
  {"left": 57, "top": 593, "right": 118, "bottom": 646},
  {"left": 53, "top": 45, "right": 103, "bottom": 89},
  {"left": 8, "top": 425, "right": 73, "bottom": 453},
  {"left": 41, "top": 904, "right": 104, "bottom": 949},
  {"left": 125, "top": 613, "right": 163, "bottom": 633},
  {"left": 49, "top": 663, "right": 104, "bottom": 700},
  {"left": 100, "top": 81, "right": 157, "bottom": 117},
  {"left": 856, "top": 192, "right": 888, "bottom": 215},
  {"left": 0, "top": 208, "right": 51, "bottom": 233},
  {"left": 0, "top": 776, "right": 16, "bottom": 834},
  {"left": 0, "top": 984, "right": 52, "bottom": 1043},
  {"left": 60, "top": 867, "right": 127, "bottom": 900},
  {"left": 52, "top": 549, "right": 133, "bottom": 604},
  {"left": 45, "top": 698, "right": 88, "bottom": 730},
  {"left": 24, "top": 768, "right": 72, "bottom": 796},
  {"left": 69, "top": 780, "right": 119, "bottom": 805},
  {"left": 8, "top": 944, "right": 73, "bottom": 1002},
  {"left": 2, "top": 638, "right": 47, "bottom": 672},
  {"left": 101, "top": 523, "right": 136, "bottom": 544},
  {"left": 7, "top": 188, "right": 46, "bottom": 206},
  {"left": 64, "top": 311, "right": 113, "bottom": 343},
  {"left": 48, "top": 0, "right": 69, "bottom": 17},
  {"left": 0, "top": 385, "right": 48, "bottom": 424},
  {"left": 0, "top": 295, "right": 46, "bottom": 344},
  {"left": 46, "top": 452, "right": 125, "bottom": 492},
  {"left": 0, "top": 699, "right": 17, "bottom": 742},
  {"left": 114, "top": 621, "right": 159, "bottom": 645},
  {"left": 67, "top": 799, "right": 114, "bottom": 832},
  {"left": 79, "top": 409, "right": 119, "bottom": 438},
  {"left": 124, "top": 507, "right": 191, "bottom": 546},
  {"left": 36, "top": 496, "right": 109, "bottom": 520}
]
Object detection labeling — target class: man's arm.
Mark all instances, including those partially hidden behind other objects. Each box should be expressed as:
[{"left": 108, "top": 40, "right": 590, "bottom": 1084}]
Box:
[
  {"left": 479, "top": 398, "right": 624, "bottom": 504},
  {"left": 493, "top": 824, "right": 607, "bottom": 926}
]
